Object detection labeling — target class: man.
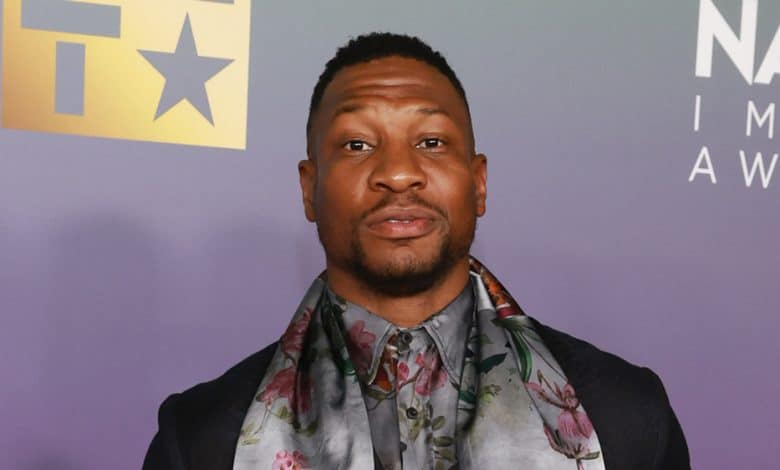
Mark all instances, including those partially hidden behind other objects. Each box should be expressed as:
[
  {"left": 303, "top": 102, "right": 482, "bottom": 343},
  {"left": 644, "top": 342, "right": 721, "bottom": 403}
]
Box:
[{"left": 143, "top": 32, "right": 689, "bottom": 469}]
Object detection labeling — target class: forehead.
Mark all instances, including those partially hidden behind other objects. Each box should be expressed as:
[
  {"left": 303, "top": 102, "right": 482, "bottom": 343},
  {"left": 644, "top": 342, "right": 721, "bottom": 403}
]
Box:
[{"left": 316, "top": 56, "right": 468, "bottom": 125}]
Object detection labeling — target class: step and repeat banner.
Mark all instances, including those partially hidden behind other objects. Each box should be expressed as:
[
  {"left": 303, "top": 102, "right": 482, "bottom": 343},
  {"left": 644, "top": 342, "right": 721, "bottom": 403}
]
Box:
[{"left": 1, "top": 1, "right": 778, "bottom": 468}]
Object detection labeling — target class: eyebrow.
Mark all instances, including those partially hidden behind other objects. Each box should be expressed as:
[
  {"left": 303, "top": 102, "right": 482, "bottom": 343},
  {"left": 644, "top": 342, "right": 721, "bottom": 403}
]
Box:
[{"left": 331, "top": 103, "right": 452, "bottom": 120}]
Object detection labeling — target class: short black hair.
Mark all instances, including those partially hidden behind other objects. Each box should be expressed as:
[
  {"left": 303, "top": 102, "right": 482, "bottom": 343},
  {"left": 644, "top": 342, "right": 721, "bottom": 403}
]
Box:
[{"left": 306, "top": 32, "right": 473, "bottom": 155}]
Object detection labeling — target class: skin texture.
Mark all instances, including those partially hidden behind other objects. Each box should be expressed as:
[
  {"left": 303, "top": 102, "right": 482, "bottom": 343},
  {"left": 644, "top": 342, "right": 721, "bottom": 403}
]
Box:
[{"left": 299, "top": 56, "right": 487, "bottom": 327}]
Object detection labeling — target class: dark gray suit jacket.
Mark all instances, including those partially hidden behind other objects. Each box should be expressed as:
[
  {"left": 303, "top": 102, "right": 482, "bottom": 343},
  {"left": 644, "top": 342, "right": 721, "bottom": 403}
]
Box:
[{"left": 143, "top": 320, "right": 690, "bottom": 469}]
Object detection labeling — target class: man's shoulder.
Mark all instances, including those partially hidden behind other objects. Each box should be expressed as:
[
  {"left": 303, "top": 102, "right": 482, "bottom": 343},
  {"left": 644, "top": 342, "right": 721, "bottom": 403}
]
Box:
[
  {"left": 533, "top": 319, "right": 690, "bottom": 469},
  {"left": 143, "top": 342, "right": 279, "bottom": 470},
  {"left": 173, "top": 341, "right": 279, "bottom": 413},
  {"left": 533, "top": 318, "right": 670, "bottom": 418},
  {"left": 533, "top": 319, "right": 661, "bottom": 393}
]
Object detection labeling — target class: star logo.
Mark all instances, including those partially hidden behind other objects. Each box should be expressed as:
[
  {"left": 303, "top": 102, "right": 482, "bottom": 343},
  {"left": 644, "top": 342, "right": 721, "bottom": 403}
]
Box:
[
  {"left": 2, "top": 0, "right": 252, "bottom": 149},
  {"left": 139, "top": 15, "right": 233, "bottom": 125}
]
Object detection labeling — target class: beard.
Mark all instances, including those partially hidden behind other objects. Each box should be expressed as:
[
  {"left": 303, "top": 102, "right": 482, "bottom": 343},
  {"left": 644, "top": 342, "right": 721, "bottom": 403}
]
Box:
[
  {"left": 317, "top": 193, "right": 476, "bottom": 297},
  {"left": 347, "top": 228, "right": 468, "bottom": 297}
]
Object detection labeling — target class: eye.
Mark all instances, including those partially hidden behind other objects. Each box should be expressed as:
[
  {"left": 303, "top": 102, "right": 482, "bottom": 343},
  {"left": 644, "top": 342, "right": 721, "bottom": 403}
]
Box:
[
  {"left": 416, "top": 137, "right": 445, "bottom": 149},
  {"left": 343, "top": 140, "right": 374, "bottom": 152}
]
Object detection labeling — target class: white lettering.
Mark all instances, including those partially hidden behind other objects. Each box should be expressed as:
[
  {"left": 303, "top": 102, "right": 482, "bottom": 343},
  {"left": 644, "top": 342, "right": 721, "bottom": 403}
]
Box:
[
  {"left": 739, "top": 150, "right": 778, "bottom": 188},
  {"left": 696, "top": 0, "right": 758, "bottom": 84},
  {"left": 746, "top": 100, "right": 775, "bottom": 139},
  {"left": 689, "top": 146, "right": 718, "bottom": 184},
  {"left": 755, "top": 26, "right": 780, "bottom": 84}
]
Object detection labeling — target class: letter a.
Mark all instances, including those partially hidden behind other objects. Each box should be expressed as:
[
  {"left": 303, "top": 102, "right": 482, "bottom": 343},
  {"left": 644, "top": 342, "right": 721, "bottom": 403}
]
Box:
[
  {"left": 755, "top": 26, "right": 780, "bottom": 84},
  {"left": 689, "top": 146, "right": 717, "bottom": 184}
]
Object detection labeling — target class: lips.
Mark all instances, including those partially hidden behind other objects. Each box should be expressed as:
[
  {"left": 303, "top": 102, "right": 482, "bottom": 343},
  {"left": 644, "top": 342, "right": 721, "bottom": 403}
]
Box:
[{"left": 363, "top": 206, "right": 440, "bottom": 239}]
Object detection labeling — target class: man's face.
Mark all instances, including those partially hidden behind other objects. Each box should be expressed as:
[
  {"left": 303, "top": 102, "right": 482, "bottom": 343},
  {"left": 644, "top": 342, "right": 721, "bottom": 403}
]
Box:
[{"left": 300, "top": 56, "right": 487, "bottom": 295}]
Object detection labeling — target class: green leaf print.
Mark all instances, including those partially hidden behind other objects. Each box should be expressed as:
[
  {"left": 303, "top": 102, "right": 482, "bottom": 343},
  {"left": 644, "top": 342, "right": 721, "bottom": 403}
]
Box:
[
  {"left": 320, "top": 303, "right": 356, "bottom": 377},
  {"left": 408, "top": 417, "right": 423, "bottom": 441},
  {"left": 470, "top": 333, "right": 492, "bottom": 345},
  {"left": 509, "top": 331, "right": 533, "bottom": 382},
  {"left": 476, "top": 384, "right": 502, "bottom": 417},
  {"left": 476, "top": 352, "right": 507, "bottom": 374},
  {"left": 493, "top": 317, "right": 534, "bottom": 382},
  {"left": 431, "top": 415, "right": 445, "bottom": 431},
  {"left": 276, "top": 406, "right": 294, "bottom": 424},
  {"left": 299, "top": 418, "right": 318, "bottom": 437},
  {"left": 435, "top": 446, "right": 456, "bottom": 461},
  {"left": 364, "top": 386, "right": 389, "bottom": 402},
  {"left": 458, "top": 389, "right": 477, "bottom": 405}
]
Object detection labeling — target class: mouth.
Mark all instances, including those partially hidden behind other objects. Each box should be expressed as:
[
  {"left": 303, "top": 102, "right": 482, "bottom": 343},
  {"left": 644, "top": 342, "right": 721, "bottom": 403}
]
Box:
[{"left": 363, "top": 206, "right": 440, "bottom": 240}]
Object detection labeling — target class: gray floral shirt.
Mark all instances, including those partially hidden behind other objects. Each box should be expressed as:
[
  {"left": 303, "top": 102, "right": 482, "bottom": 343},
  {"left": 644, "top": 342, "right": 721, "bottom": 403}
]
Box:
[
  {"left": 325, "top": 280, "right": 475, "bottom": 470},
  {"left": 235, "top": 259, "right": 605, "bottom": 470}
]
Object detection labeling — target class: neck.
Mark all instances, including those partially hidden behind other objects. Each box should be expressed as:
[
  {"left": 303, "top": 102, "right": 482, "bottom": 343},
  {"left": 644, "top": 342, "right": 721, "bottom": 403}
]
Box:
[{"left": 325, "top": 257, "right": 471, "bottom": 328}]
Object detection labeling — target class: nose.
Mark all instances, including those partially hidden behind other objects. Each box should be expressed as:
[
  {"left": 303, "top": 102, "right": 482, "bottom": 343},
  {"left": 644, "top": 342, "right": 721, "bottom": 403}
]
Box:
[{"left": 367, "top": 143, "right": 427, "bottom": 193}]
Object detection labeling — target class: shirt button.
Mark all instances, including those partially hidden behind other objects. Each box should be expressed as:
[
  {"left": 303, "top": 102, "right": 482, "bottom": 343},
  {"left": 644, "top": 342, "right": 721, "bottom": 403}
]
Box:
[
  {"left": 399, "top": 331, "right": 413, "bottom": 346},
  {"left": 406, "top": 407, "right": 419, "bottom": 420}
]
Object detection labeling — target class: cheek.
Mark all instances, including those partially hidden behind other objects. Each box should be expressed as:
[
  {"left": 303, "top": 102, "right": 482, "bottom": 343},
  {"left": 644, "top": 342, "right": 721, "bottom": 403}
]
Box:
[
  {"left": 446, "top": 188, "right": 479, "bottom": 239},
  {"left": 430, "top": 170, "right": 478, "bottom": 220},
  {"left": 316, "top": 167, "right": 365, "bottom": 215},
  {"left": 314, "top": 166, "right": 367, "bottom": 238}
]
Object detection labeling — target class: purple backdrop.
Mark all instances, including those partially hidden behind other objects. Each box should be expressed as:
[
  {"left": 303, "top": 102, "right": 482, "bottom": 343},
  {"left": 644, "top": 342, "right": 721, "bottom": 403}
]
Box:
[{"left": 2, "top": 1, "right": 779, "bottom": 468}]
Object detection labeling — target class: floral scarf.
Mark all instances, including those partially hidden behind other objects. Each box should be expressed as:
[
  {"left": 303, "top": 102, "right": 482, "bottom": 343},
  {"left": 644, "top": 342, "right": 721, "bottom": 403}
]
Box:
[{"left": 234, "top": 258, "right": 605, "bottom": 469}]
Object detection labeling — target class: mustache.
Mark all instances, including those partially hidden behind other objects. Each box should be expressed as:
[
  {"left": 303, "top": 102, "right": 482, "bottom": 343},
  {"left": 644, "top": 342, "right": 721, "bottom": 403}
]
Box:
[{"left": 359, "top": 193, "right": 448, "bottom": 222}]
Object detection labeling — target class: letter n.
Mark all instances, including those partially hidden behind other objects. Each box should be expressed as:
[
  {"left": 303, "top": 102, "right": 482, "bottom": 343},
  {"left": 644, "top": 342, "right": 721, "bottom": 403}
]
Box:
[{"left": 695, "top": 0, "right": 758, "bottom": 84}]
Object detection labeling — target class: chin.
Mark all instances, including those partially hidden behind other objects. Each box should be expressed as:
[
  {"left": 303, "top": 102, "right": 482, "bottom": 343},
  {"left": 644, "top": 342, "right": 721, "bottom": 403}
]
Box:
[
  {"left": 373, "top": 254, "right": 437, "bottom": 277},
  {"left": 364, "top": 241, "right": 442, "bottom": 272},
  {"left": 350, "top": 245, "right": 460, "bottom": 297}
]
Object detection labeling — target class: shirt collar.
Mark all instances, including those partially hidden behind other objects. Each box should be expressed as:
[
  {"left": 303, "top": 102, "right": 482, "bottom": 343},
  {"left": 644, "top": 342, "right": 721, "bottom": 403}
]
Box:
[{"left": 324, "top": 278, "right": 475, "bottom": 385}]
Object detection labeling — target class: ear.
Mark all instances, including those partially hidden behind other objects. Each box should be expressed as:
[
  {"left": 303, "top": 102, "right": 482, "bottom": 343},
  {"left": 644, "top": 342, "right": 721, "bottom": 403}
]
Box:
[
  {"left": 298, "top": 158, "right": 317, "bottom": 222},
  {"left": 472, "top": 153, "right": 487, "bottom": 217}
]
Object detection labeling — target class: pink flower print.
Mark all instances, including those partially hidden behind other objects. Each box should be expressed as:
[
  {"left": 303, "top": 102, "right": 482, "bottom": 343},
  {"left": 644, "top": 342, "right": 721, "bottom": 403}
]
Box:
[
  {"left": 397, "top": 361, "right": 410, "bottom": 384},
  {"left": 560, "top": 383, "right": 580, "bottom": 408},
  {"left": 524, "top": 381, "right": 545, "bottom": 396},
  {"left": 346, "top": 320, "right": 376, "bottom": 375},
  {"left": 259, "top": 366, "right": 312, "bottom": 415},
  {"left": 259, "top": 367, "right": 296, "bottom": 407},
  {"left": 558, "top": 408, "right": 594, "bottom": 440},
  {"left": 281, "top": 309, "right": 312, "bottom": 356},
  {"left": 557, "top": 384, "right": 593, "bottom": 439},
  {"left": 272, "top": 449, "right": 309, "bottom": 469},
  {"left": 543, "top": 425, "right": 594, "bottom": 463},
  {"left": 372, "top": 344, "right": 397, "bottom": 392},
  {"left": 295, "top": 372, "right": 312, "bottom": 415},
  {"left": 413, "top": 350, "right": 448, "bottom": 395},
  {"left": 526, "top": 374, "right": 595, "bottom": 448}
]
